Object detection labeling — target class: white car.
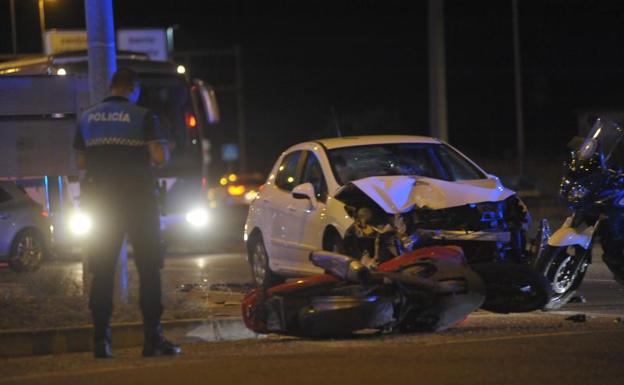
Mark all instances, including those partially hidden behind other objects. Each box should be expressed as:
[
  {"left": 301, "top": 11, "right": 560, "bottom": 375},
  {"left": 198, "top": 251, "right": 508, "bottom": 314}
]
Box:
[{"left": 244, "top": 135, "right": 529, "bottom": 287}]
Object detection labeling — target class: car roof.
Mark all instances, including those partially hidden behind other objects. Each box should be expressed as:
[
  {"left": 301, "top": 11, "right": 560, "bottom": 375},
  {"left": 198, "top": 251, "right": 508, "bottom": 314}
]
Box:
[{"left": 313, "top": 135, "right": 442, "bottom": 150}]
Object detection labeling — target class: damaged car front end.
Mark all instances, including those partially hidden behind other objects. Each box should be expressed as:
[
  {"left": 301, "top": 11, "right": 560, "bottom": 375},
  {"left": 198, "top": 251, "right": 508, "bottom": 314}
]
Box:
[{"left": 336, "top": 175, "right": 531, "bottom": 266}]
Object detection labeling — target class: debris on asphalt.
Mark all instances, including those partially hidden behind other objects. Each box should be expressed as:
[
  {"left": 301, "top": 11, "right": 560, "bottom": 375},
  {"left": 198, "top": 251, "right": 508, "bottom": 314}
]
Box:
[
  {"left": 178, "top": 283, "right": 199, "bottom": 292},
  {"left": 209, "top": 283, "right": 254, "bottom": 293},
  {"left": 565, "top": 314, "right": 587, "bottom": 323}
]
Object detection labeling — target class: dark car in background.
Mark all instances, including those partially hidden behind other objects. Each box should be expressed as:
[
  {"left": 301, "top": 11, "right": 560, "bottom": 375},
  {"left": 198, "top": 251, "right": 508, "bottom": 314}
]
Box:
[{"left": 0, "top": 181, "right": 51, "bottom": 272}]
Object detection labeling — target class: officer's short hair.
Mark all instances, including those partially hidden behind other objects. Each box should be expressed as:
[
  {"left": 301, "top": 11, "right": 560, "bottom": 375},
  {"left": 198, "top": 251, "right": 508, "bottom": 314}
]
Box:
[{"left": 110, "top": 67, "right": 139, "bottom": 90}]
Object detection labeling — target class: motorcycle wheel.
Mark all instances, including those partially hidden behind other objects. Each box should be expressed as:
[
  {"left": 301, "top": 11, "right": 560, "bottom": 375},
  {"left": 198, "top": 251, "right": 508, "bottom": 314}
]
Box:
[
  {"left": 535, "top": 245, "right": 589, "bottom": 310},
  {"left": 471, "top": 262, "right": 552, "bottom": 313}
]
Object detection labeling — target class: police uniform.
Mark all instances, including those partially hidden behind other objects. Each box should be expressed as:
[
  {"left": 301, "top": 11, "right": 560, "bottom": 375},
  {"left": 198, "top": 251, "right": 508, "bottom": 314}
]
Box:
[{"left": 73, "top": 95, "right": 167, "bottom": 351}]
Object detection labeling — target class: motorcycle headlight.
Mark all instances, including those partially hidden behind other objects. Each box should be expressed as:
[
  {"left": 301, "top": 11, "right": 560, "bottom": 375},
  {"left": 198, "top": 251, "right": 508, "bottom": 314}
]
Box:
[
  {"left": 567, "top": 184, "right": 590, "bottom": 202},
  {"left": 185, "top": 207, "right": 210, "bottom": 227},
  {"left": 69, "top": 211, "right": 93, "bottom": 236}
]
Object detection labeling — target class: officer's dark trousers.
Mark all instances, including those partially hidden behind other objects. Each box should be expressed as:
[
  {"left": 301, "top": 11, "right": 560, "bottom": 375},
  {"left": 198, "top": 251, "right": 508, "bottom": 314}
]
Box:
[{"left": 85, "top": 180, "right": 163, "bottom": 338}]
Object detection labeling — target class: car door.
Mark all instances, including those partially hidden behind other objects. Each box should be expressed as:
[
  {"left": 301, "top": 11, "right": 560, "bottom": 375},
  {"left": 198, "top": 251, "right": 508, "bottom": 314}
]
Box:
[
  {"left": 264, "top": 150, "right": 305, "bottom": 267},
  {"left": 0, "top": 185, "right": 15, "bottom": 255},
  {"left": 286, "top": 151, "right": 330, "bottom": 272}
]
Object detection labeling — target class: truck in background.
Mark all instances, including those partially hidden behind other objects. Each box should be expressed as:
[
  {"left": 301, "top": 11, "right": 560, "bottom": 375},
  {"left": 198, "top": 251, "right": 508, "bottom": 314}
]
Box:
[{"left": 0, "top": 50, "right": 221, "bottom": 258}]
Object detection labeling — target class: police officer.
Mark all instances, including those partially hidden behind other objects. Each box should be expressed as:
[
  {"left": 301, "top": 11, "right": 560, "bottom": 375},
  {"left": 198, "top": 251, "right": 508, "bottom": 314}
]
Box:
[{"left": 73, "top": 67, "right": 181, "bottom": 358}]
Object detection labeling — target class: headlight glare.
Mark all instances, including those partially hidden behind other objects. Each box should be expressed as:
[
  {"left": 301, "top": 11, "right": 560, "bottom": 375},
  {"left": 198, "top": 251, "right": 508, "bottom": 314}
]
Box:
[
  {"left": 69, "top": 211, "right": 93, "bottom": 236},
  {"left": 186, "top": 208, "right": 210, "bottom": 227}
]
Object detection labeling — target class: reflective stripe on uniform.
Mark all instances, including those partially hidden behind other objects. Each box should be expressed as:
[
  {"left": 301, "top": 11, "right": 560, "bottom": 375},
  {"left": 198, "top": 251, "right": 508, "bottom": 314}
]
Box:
[{"left": 86, "top": 137, "right": 147, "bottom": 147}]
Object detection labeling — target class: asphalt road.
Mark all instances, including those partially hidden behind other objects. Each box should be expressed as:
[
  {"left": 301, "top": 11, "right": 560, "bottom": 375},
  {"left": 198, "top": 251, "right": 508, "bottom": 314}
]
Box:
[
  {"left": 1, "top": 312, "right": 623, "bottom": 385},
  {"left": 1, "top": 248, "right": 624, "bottom": 384}
]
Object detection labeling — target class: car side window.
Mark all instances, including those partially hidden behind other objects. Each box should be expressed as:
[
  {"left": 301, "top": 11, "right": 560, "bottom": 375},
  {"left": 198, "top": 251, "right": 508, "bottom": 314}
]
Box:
[
  {"left": 0, "top": 187, "right": 13, "bottom": 204},
  {"left": 275, "top": 151, "right": 302, "bottom": 191},
  {"left": 301, "top": 152, "right": 328, "bottom": 202}
]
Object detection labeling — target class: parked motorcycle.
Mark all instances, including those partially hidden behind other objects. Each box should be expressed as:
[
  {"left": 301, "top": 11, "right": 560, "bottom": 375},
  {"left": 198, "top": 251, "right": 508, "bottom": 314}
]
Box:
[
  {"left": 535, "top": 117, "right": 624, "bottom": 309},
  {"left": 242, "top": 246, "right": 486, "bottom": 337}
]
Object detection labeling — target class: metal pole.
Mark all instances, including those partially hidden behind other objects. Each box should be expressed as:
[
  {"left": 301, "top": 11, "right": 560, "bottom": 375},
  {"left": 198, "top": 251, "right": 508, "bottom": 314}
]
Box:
[
  {"left": 428, "top": 0, "right": 449, "bottom": 142},
  {"left": 38, "top": 0, "right": 45, "bottom": 53},
  {"left": 10, "top": 0, "right": 18, "bottom": 55},
  {"left": 84, "top": 0, "right": 127, "bottom": 301},
  {"left": 84, "top": 0, "right": 117, "bottom": 104},
  {"left": 512, "top": 0, "right": 525, "bottom": 175},
  {"left": 235, "top": 45, "right": 247, "bottom": 173}
]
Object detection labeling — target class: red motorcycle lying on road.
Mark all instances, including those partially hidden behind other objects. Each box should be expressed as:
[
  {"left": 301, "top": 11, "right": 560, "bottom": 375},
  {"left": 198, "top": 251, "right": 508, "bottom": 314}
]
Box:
[{"left": 242, "top": 246, "right": 548, "bottom": 337}]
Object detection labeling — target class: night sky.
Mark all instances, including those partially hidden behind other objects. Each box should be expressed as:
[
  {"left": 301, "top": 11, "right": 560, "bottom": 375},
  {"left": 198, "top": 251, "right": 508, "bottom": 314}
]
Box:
[{"left": 2, "top": 0, "right": 624, "bottom": 174}]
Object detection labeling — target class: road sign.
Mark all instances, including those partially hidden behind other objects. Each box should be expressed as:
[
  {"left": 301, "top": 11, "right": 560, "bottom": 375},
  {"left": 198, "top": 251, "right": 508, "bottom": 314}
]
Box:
[
  {"left": 117, "top": 29, "right": 169, "bottom": 61},
  {"left": 43, "top": 30, "right": 87, "bottom": 55},
  {"left": 222, "top": 143, "right": 239, "bottom": 162}
]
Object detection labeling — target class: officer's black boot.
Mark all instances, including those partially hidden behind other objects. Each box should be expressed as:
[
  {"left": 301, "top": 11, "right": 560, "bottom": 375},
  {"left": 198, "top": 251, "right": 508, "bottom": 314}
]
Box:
[
  {"left": 93, "top": 327, "right": 114, "bottom": 359},
  {"left": 142, "top": 324, "right": 181, "bottom": 357}
]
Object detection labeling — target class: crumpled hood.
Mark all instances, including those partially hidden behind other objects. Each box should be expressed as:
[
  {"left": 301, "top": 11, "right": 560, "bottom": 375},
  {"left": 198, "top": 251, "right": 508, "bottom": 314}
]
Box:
[{"left": 336, "top": 175, "right": 515, "bottom": 214}]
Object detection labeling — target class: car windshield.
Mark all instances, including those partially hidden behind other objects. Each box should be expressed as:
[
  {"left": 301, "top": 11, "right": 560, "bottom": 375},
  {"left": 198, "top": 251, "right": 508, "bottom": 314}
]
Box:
[{"left": 327, "top": 143, "right": 486, "bottom": 185}]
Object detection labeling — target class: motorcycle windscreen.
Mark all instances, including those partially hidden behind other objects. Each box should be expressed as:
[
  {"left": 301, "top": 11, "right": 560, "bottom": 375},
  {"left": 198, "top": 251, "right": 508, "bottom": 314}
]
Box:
[
  {"left": 578, "top": 118, "right": 624, "bottom": 166},
  {"left": 309, "top": 251, "right": 355, "bottom": 279}
]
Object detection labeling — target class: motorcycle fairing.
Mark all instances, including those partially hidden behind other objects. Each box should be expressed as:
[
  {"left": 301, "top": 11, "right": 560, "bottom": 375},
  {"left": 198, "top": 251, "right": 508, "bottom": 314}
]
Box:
[
  {"left": 336, "top": 175, "right": 515, "bottom": 214},
  {"left": 548, "top": 216, "right": 596, "bottom": 249},
  {"left": 376, "top": 245, "right": 466, "bottom": 272}
]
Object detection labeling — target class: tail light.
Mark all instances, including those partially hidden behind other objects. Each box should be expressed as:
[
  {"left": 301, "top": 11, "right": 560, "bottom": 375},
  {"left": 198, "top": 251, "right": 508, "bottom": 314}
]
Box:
[
  {"left": 185, "top": 112, "right": 197, "bottom": 130},
  {"left": 227, "top": 185, "right": 246, "bottom": 196}
]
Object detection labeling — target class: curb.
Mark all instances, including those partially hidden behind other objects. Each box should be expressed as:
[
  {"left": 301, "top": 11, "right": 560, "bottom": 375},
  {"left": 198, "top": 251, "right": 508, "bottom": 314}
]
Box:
[{"left": 0, "top": 317, "right": 258, "bottom": 358}]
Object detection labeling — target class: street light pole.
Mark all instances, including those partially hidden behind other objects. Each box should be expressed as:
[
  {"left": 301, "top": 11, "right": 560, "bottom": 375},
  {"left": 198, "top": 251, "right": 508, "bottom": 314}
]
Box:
[
  {"left": 512, "top": 0, "right": 525, "bottom": 175},
  {"left": 235, "top": 45, "right": 247, "bottom": 173},
  {"left": 38, "top": 0, "right": 46, "bottom": 53},
  {"left": 428, "top": 0, "right": 449, "bottom": 142},
  {"left": 10, "top": 0, "right": 18, "bottom": 55}
]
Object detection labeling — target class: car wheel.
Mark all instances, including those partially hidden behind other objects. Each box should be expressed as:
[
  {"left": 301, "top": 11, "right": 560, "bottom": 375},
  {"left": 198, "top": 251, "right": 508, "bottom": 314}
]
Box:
[
  {"left": 471, "top": 262, "right": 552, "bottom": 313},
  {"left": 8, "top": 229, "right": 45, "bottom": 273},
  {"left": 248, "top": 234, "right": 284, "bottom": 288},
  {"left": 323, "top": 228, "right": 343, "bottom": 253}
]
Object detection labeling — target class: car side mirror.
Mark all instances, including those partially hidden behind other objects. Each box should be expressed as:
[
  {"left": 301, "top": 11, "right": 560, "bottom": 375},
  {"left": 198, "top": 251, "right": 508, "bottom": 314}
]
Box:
[{"left": 292, "top": 182, "right": 316, "bottom": 202}]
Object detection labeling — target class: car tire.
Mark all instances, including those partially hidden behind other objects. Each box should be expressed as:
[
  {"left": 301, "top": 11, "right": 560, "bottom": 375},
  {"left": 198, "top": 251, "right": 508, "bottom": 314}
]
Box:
[
  {"left": 323, "top": 228, "right": 343, "bottom": 254},
  {"left": 8, "top": 228, "right": 45, "bottom": 273},
  {"left": 471, "top": 262, "right": 552, "bottom": 313},
  {"left": 248, "top": 234, "right": 284, "bottom": 288}
]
